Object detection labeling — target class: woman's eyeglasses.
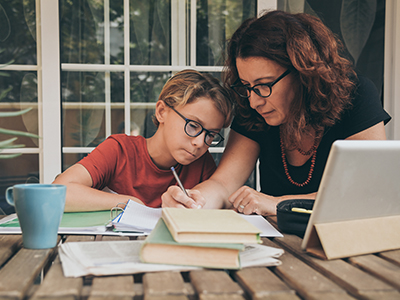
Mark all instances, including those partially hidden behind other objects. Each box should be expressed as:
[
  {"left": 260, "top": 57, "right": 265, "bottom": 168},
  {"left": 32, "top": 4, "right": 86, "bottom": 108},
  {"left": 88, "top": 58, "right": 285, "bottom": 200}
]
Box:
[
  {"left": 231, "top": 69, "right": 291, "bottom": 99},
  {"left": 165, "top": 103, "right": 224, "bottom": 147}
]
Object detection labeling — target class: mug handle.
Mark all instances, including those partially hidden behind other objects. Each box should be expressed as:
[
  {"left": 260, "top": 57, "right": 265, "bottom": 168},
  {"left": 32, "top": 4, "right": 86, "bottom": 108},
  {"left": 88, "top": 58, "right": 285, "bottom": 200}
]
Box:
[{"left": 5, "top": 187, "right": 15, "bottom": 206}]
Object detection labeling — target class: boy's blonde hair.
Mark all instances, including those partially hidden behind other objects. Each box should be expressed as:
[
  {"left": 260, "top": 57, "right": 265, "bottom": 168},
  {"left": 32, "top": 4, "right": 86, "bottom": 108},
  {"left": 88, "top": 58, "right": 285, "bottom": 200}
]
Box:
[{"left": 153, "top": 69, "right": 234, "bottom": 127}]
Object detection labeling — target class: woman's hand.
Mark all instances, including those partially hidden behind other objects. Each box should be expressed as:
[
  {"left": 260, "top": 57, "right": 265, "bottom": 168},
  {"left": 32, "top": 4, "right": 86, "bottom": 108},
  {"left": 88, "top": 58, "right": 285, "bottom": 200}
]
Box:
[
  {"left": 229, "top": 186, "right": 280, "bottom": 216},
  {"left": 161, "top": 186, "right": 205, "bottom": 209}
]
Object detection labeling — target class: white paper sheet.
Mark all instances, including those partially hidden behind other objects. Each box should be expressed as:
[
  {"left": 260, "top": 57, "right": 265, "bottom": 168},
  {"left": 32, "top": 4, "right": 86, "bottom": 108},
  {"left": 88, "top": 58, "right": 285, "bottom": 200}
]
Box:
[
  {"left": 113, "top": 201, "right": 283, "bottom": 237},
  {"left": 58, "top": 240, "right": 283, "bottom": 277}
]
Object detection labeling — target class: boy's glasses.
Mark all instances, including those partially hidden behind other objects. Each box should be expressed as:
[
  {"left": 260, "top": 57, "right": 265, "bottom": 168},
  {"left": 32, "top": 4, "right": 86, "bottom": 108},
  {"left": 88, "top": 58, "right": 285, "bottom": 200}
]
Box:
[
  {"left": 165, "top": 103, "right": 224, "bottom": 147},
  {"left": 231, "top": 69, "right": 291, "bottom": 98}
]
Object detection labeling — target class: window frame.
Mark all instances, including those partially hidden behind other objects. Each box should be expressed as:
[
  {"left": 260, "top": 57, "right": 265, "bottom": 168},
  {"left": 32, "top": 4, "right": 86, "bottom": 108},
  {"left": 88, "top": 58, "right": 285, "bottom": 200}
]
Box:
[{"left": 3, "top": 0, "right": 398, "bottom": 186}]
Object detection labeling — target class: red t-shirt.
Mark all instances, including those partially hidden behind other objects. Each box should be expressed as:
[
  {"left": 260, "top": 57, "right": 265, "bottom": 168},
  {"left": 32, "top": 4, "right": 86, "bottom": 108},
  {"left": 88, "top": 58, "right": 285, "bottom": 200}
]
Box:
[{"left": 78, "top": 134, "right": 216, "bottom": 208}]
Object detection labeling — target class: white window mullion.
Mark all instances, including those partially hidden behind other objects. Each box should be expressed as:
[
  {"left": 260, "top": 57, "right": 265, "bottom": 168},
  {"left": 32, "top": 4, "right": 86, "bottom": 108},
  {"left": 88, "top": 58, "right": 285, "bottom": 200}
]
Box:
[
  {"left": 40, "top": 0, "right": 62, "bottom": 183},
  {"left": 257, "top": 0, "right": 277, "bottom": 14},
  {"left": 171, "top": 0, "right": 186, "bottom": 66},
  {"left": 384, "top": 0, "right": 400, "bottom": 140},
  {"left": 190, "top": 0, "right": 196, "bottom": 66},
  {"left": 104, "top": 0, "right": 111, "bottom": 137},
  {"left": 124, "top": 0, "right": 131, "bottom": 135}
]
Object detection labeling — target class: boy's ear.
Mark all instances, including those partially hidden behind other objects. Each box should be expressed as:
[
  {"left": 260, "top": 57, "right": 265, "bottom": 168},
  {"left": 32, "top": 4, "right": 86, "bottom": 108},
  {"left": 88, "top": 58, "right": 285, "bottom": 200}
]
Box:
[{"left": 155, "top": 100, "right": 167, "bottom": 124}]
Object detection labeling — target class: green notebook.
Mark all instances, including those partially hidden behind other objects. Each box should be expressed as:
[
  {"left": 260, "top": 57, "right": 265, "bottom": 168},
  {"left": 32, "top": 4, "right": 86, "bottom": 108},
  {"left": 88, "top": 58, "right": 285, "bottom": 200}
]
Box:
[
  {"left": 140, "top": 218, "right": 244, "bottom": 269},
  {"left": 0, "top": 211, "right": 111, "bottom": 230}
]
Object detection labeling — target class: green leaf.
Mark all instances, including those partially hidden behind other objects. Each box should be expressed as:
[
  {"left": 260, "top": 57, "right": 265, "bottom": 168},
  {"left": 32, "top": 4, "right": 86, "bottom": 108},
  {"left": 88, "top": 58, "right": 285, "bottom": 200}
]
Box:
[
  {"left": 0, "top": 137, "right": 18, "bottom": 148},
  {"left": 340, "top": 0, "right": 377, "bottom": 64},
  {"left": 0, "top": 71, "right": 10, "bottom": 77},
  {"left": 0, "top": 86, "right": 12, "bottom": 101},
  {"left": 0, "top": 153, "right": 22, "bottom": 159},
  {"left": 0, "top": 107, "right": 32, "bottom": 117},
  {"left": 0, "top": 127, "right": 40, "bottom": 139}
]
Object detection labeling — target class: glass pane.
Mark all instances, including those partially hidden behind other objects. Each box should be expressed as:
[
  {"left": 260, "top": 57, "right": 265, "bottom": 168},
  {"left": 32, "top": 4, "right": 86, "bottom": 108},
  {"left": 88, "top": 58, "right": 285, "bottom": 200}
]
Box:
[
  {"left": 111, "top": 72, "right": 124, "bottom": 103},
  {"left": 63, "top": 153, "right": 88, "bottom": 171},
  {"left": 196, "top": 0, "right": 256, "bottom": 66},
  {"left": 62, "top": 71, "right": 106, "bottom": 147},
  {"left": 0, "top": 154, "right": 39, "bottom": 214},
  {"left": 60, "top": 0, "right": 105, "bottom": 64},
  {"left": 131, "top": 107, "right": 157, "bottom": 138},
  {"left": 130, "top": 72, "right": 170, "bottom": 103},
  {"left": 130, "top": 0, "right": 171, "bottom": 65},
  {"left": 0, "top": 71, "right": 38, "bottom": 147},
  {"left": 110, "top": 71, "right": 124, "bottom": 135},
  {"left": 0, "top": 0, "right": 36, "bottom": 64},
  {"left": 279, "top": 0, "right": 385, "bottom": 100},
  {"left": 110, "top": 1, "right": 124, "bottom": 64}
]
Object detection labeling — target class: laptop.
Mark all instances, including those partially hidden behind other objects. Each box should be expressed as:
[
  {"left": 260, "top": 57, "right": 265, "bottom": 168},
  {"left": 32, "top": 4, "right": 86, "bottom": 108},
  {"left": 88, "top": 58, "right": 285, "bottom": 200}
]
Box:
[{"left": 301, "top": 140, "right": 400, "bottom": 259}]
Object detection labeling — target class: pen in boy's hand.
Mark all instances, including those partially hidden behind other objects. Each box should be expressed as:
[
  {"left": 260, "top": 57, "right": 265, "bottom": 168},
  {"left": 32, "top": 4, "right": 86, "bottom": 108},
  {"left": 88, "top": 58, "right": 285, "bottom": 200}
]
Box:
[{"left": 171, "top": 166, "right": 189, "bottom": 197}]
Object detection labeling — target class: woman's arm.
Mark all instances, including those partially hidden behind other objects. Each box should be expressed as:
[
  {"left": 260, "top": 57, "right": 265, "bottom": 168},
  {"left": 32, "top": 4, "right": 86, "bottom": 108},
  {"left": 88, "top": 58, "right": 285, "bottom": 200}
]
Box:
[
  {"left": 229, "top": 122, "right": 388, "bottom": 215},
  {"left": 161, "top": 130, "right": 260, "bottom": 209},
  {"left": 346, "top": 121, "right": 386, "bottom": 140},
  {"left": 53, "top": 164, "right": 144, "bottom": 212}
]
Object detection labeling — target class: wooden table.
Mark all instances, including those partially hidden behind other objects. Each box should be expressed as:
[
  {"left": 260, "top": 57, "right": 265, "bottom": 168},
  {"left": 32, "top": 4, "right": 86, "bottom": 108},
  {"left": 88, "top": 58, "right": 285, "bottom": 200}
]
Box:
[{"left": 0, "top": 217, "right": 399, "bottom": 300}]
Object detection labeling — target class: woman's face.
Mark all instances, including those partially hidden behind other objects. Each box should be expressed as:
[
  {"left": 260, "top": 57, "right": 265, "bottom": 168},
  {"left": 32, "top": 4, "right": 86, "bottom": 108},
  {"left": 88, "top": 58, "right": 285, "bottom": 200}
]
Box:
[{"left": 236, "top": 57, "right": 295, "bottom": 126}]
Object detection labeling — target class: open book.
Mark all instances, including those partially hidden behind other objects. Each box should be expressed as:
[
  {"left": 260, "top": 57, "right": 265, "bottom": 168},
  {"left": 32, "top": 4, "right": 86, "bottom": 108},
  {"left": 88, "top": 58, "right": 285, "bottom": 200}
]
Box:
[{"left": 112, "top": 200, "right": 283, "bottom": 237}]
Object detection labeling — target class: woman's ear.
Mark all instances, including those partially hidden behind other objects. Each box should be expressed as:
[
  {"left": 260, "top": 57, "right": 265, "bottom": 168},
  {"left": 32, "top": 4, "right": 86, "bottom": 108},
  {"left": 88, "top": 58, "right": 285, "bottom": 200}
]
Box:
[{"left": 154, "top": 100, "right": 167, "bottom": 124}]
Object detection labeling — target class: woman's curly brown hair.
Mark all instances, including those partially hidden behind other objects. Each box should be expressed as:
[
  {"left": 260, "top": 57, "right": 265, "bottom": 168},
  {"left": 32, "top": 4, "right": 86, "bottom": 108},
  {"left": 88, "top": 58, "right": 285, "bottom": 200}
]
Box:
[{"left": 224, "top": 10, "right": 356, "bottom": 148}]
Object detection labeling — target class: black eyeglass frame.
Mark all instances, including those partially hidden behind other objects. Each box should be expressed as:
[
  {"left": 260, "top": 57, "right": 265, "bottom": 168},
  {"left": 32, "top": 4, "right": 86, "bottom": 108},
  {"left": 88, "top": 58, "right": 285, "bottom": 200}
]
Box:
[
  {"left": 231, "top": 69, "right": 291, "bottom": 99},
  {"left": 164, "top": 102, "right": 224, "bottom": 147}
]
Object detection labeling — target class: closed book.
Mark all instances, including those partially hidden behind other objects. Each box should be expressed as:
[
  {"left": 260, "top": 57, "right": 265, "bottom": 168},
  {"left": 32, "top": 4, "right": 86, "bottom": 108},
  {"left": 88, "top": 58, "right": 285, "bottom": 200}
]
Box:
[
  {"left": 140, "top": 219, "right": 244, "bottom": 269},
  {"left": 161, "top": 208, "right": 261, "bottom": 244}
]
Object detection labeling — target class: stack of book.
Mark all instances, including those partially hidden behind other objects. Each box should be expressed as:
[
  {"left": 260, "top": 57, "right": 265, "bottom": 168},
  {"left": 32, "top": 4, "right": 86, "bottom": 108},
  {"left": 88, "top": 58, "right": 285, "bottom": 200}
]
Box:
[{"left": 140, "top": 208, "right": 283, "bottom": 269}]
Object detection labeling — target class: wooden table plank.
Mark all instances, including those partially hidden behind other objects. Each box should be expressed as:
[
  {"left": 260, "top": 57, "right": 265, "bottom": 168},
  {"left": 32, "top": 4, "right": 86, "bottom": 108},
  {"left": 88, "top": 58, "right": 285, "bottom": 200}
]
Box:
[
  {"left": 272, "top": 234, "right": 400, "bottom": 299},
  {"left": 274, "top": 250, "right": 355, "bottom": 300},
  {"left": 379, "top": 249, "right": 400, "bottom": 267},
  {"left": 88, "top": 276, "right": 135, "bottom": 300},
  {"left": 234, "top": 267, "right": 300, "bottom": 300},
  {"left": 0, "top": 247, "right": 55, "bottom": 300},
  {"left": 31, "top": 256, "right": 83, "bottom": 300},
  {"left": 64, "top": 235, "right": 95, "bottom": 243},
  {"left": 190, "top": 270, "right": 245, "bottom": 300},
  {"left": 143, "top": 271, "right": 189, "bottom": 300},
  {"left": 101, "top": 236, "right": 130, "bottom": 241},
  {"left": 348, "top": 255, "right": 400, "bottom": 290},
  {"left": 0, "top": 235, "right": 22, "bottom": 267}
]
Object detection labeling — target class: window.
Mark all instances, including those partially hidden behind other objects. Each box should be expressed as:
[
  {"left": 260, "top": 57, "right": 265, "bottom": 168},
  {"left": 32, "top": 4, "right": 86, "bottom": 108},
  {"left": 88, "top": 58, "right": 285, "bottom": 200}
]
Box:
[
  {"left": 1, "top": 0, "right": 399, "bottom": 214},
  {"left": 0, "top": 0, "right": 258, "bottom": 213},
  {"left": 59, "top": 0, "right": 257, "bottom": 171}
]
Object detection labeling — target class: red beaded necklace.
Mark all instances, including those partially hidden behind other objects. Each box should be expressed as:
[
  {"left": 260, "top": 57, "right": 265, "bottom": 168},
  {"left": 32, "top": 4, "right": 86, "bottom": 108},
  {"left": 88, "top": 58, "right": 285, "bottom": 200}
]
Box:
[{"left": 280, "top": 132, "right": 318, "bottom": 187}]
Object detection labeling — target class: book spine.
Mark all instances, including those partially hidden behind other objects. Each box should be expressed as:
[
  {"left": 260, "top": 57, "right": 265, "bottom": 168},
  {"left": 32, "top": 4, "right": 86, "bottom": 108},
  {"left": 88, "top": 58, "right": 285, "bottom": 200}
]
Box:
[{"left": 161, "top": 209, "right": 180, "bottom": 241}]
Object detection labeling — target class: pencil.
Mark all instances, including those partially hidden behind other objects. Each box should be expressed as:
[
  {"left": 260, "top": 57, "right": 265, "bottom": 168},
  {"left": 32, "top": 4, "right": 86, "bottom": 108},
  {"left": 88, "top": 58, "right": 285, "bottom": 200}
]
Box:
[{"left": 171, "top": 166, "right": 189, "bottom": 197}]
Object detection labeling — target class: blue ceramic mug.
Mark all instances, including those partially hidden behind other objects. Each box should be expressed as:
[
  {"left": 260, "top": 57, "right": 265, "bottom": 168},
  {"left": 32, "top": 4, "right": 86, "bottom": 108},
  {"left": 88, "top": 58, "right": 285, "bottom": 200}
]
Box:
[{"left": 5, "top": 184, "right": 66, "bottom": 249}]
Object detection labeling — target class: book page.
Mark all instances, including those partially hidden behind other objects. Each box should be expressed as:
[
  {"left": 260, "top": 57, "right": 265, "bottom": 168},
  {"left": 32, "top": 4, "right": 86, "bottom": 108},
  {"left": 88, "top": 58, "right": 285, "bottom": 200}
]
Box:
[
  {"left": 240, "top": 215, "right": 283, "bottom": 237},
  {"left": 59, "top": 240, "right": 199, "bottom": 277},
  {"left": 114, "top": 200, "right": 162, "bottom": 232},
  {"left": 59, "top": 240, "right": 283, "bottom": 277}
]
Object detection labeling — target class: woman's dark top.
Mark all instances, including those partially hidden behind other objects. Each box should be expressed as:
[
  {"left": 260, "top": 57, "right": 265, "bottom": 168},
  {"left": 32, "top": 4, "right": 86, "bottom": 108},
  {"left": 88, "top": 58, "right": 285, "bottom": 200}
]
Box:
[{"left": 231, "top": 75, "right": 392, "bottom": 196}]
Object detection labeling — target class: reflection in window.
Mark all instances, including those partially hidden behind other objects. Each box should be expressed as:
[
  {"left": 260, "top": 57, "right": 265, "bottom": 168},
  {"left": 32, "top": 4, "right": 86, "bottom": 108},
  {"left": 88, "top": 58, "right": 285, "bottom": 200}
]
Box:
[
  {"left": 196, "top": 0, "right": 256, "bottom": 66},
  {"left": 61, "top": 71, "right": 106, "bottom": 148},
  {"left": 0, "top": 0, "right": 37, "bottom": 65},
  {"left": 130, "top": 0, "right": 171, "bottom": 65}
]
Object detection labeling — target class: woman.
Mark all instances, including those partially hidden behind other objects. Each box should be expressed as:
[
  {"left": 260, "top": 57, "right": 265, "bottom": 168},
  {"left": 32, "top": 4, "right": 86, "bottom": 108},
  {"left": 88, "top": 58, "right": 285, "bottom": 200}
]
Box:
[{"left": 161, "top": 10, "right": 391, "bottom": 215}]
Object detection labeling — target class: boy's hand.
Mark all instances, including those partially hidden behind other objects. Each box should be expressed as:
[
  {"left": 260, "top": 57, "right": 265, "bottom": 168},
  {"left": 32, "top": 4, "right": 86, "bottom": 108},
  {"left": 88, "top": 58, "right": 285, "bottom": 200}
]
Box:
[{"left": 161, "top": 186, "right": 205, "bottom": 209}]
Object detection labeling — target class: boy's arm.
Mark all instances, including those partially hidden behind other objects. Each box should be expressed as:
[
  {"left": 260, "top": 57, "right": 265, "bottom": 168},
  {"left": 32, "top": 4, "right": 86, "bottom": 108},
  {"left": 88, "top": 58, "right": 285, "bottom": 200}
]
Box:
[
  {"left": 53, "top": 164, "right": 144, "bottom": 212},
  {"left": 162, "top": 130, "right": 260, "bottom": 209}
]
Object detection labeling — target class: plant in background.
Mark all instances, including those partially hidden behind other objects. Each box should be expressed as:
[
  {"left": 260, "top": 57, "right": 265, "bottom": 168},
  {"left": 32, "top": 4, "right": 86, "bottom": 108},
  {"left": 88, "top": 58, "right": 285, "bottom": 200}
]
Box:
[{"left": 0, "top": 55, "right": 39, "bottom": 159}]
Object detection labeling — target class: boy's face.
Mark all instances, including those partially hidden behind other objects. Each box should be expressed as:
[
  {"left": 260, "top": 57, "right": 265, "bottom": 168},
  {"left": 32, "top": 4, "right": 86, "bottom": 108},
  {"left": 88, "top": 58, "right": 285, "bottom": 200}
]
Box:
[{"left": 164, "top": 97, "right": 225, "bottom": 166}]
